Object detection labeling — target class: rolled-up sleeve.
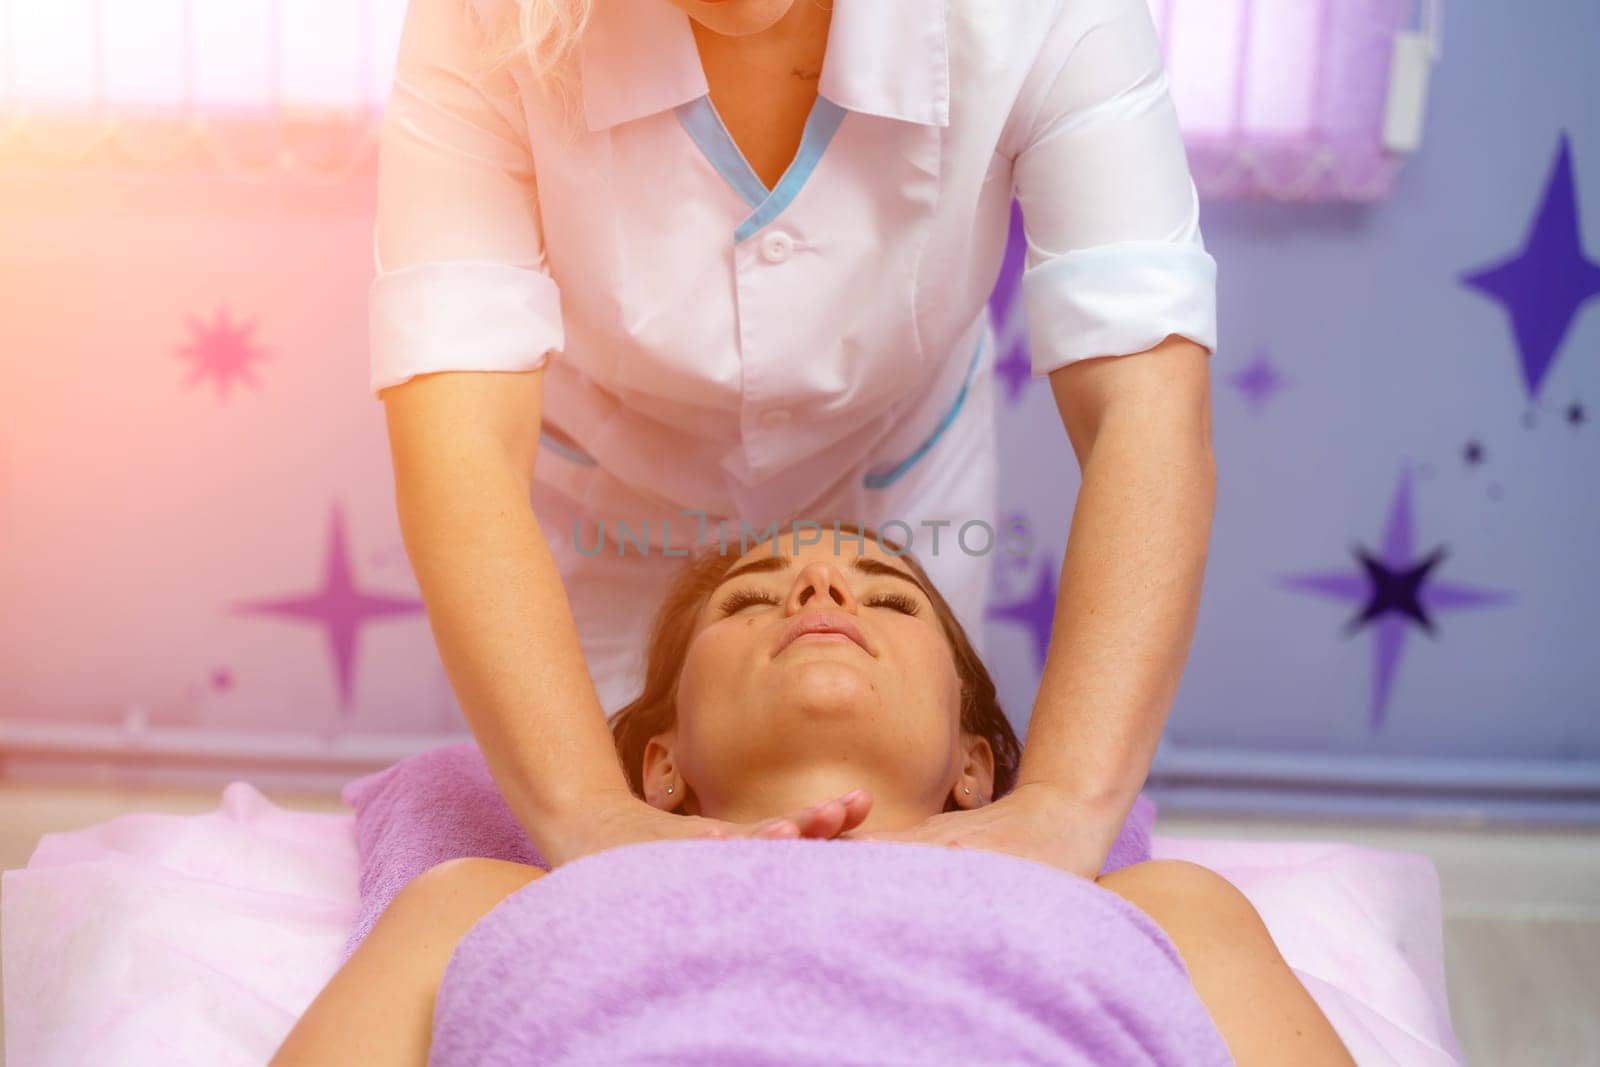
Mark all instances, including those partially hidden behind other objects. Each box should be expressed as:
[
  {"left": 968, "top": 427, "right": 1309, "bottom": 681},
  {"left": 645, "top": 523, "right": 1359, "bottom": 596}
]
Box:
[
  {"left": 368, "top": 0, "right": 563, "bottom": 397},
  {"left": 1010, "top": 0, "right": 1218, "bottom": 378}
]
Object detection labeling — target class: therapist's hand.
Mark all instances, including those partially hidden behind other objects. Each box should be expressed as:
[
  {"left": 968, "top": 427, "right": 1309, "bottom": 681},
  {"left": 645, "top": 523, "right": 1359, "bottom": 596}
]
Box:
[
  {"left": 540, "top": 788, "right": 874, "bottom": 869},
  {"left": 841, "top": 782, "right": 1123, "bottom": 880}
]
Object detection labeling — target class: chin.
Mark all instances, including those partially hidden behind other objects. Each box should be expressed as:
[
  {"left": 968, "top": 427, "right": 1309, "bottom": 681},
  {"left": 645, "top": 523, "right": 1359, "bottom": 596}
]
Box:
[
  {"left": 683, "top": 0, "right": 796, "bottom": 36},
  {"left": 778, "top": 659, "right": 879, "bottom": 711}
]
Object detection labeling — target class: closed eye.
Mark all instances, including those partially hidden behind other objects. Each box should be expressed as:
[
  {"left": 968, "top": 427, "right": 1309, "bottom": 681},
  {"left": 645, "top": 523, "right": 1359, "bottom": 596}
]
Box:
[
  {"left": 717, "top": 588, "right": 781, "bottom": 614},
  {"left": 866, "top": 591, "right": 920, "bottom": 616},
  {"left": 716, "top": 588, "right": 921, "bottom": 617}
]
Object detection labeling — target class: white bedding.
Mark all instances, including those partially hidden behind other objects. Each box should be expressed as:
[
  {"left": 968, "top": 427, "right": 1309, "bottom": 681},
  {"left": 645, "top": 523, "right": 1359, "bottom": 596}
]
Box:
[{"left": 1, "top": 781, "right": 1464, "bottom": 1066}]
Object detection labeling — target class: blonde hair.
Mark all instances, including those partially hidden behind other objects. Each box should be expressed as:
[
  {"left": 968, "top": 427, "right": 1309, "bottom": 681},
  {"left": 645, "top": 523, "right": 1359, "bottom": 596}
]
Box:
[{"left": 474, "top": 0, "right": 596, "bottom": 137}]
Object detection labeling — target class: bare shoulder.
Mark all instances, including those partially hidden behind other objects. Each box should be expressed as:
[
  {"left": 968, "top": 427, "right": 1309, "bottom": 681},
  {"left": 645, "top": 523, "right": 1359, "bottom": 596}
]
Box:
[
  {"left": 378, "top": 859, "right": 548, "bottom": 982},
  {"left": 1096, "top": 858, "right": 1256, "bottom": 923},
  {"left": 409, "top": 855, "right": 550, "bottom": 890},
  {"left": 380, "top": 858, "right": 548, "bottom": 963},
  {"left": 1096, "top": 860, "right": 1356, "bottom": 1065},
  {"left": 268, "top": 859, "right": 547, "bottom": 1064},
  {"left": 398, "top": 857, "right": 549, "bottom": 926},
  {"left": 1095, "top": 859, "right": 1270, "bottom": 956}
]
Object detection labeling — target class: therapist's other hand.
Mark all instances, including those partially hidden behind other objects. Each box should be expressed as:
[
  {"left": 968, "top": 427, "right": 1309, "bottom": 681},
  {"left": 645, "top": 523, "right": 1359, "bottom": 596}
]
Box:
[
  {"left": 541, "top": 788, "right": 874, "bottom": 869},
  {"left": 839, "top": 782, "right": 1120, "bottom": 880}
]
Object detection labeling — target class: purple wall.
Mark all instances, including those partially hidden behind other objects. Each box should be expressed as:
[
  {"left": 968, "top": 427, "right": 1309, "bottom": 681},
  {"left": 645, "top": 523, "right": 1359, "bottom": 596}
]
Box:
[{"left": 985, "top": 0, "right": 1600, "bottom": 820}]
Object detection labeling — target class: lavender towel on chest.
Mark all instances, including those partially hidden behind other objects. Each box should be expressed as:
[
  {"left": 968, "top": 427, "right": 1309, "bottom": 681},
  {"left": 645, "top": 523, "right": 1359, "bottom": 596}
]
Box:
[
  {"left": 339, "top": 742, "right": 1158, "bottom": 967},
  {"left": 428, "top": 839, "right": 1231, "bottom": 1066}
]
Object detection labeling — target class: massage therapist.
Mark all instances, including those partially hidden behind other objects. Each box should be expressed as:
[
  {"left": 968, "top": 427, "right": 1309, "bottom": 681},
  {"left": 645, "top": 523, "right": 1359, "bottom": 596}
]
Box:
[{"left": 370, "top": 0, "right": 1218, "bottom": 877}]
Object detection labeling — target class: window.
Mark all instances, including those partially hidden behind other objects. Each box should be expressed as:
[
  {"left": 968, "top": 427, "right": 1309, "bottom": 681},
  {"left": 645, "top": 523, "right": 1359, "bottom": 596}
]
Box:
[
  {"left": 1, "top": 0, "right": 403, "bottom": 113},
  {"left": 0, "top": 0, "right": 1439, "bottom": 196},
  {"left": 1149, "top": 0, "right": 1442, "bottom": 200}
]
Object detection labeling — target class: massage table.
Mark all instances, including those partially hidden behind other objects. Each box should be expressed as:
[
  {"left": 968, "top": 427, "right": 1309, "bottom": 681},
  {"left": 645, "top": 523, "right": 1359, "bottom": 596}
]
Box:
[{"left": 1, "top": 781, "right": 1465, "bottom": 1065}]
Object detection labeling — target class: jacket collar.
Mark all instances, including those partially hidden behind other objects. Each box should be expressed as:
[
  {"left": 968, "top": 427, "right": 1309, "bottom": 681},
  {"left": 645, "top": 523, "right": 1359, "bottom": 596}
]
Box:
[{"left": 577, "top": 0, "right": 950, "bottom": 132}]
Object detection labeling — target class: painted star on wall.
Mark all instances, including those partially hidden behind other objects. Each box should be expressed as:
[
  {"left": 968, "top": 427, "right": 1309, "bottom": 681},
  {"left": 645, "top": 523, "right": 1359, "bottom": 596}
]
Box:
[
  {"left": 231, "top": 504, "right": 427, "bottom": 711},
  {"left": 1460, "top": 131, "right": 1600, "bottom": 402},
  {"left": 991, "top": 511, "right": 1037, "bottom": 582},
  {"left": 987, "top": 545, "right": 1059, "bottom": 674},
  {"left": 1228, "top": 346, "right": 1293, "bottom": 416},
  {"left": 989, "top": 199, "right": 1037, "bottom": 406},
  {"left": 992, "top": 320, "right": 1035, "bottom": 406},
  {"left": 1274, "top": 464, "right": 1516, "bottom": 730},
  {"left": 987, "top": 200, "right": 1026, "bottom": 321},
  {"left": 177, "top": 304, "right": 273, "bottom": 398}
]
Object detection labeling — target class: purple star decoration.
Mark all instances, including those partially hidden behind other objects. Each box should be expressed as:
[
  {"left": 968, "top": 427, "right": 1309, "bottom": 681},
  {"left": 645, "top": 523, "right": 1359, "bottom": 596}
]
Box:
[
  {"left": 987, "top": 546, "right": 1060, "bottom": 674},
  {"left": 988, "top": 199, "right": 1036, "bottom": 406},
  {"left": 1460, "top": 131, "right": 1600, "bottom": 402},
  {"left": 1275, "top": 464, "right": 1516, "bottom": 730},
  {"left": 232, "top": 504, "right": 426, "bottom": 712},
  {"left": 177, "top": 305, "right": 273, "bottom": 399},
  {"left": 1228, "top": 346, "right": 1293, "bottom": 416}
]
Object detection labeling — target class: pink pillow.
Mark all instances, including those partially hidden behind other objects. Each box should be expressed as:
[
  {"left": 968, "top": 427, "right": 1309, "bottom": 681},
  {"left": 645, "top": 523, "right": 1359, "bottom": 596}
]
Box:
[{"left": 339, "top": 742, "right": 1156, "bottom": 964}]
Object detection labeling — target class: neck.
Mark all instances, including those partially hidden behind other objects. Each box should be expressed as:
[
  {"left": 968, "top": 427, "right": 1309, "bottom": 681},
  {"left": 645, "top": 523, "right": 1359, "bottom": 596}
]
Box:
[
  {"left": 682, "top": 773, "right": 944, "bottom": 833},
  {"left": 690, "top": 0, "right": 830, "bottom": 61}
]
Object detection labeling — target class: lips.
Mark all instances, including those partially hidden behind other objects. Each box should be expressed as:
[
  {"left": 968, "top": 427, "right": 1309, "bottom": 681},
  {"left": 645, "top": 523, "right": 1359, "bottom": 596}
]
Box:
[{"left": 773, "top": 611, "right": 871, "bottom": 658}]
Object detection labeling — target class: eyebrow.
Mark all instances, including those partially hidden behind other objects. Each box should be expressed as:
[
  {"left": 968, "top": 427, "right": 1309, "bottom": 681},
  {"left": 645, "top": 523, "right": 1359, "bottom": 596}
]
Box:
[{"left": 714, "top": 553, "right": 931, "bottom": 601}]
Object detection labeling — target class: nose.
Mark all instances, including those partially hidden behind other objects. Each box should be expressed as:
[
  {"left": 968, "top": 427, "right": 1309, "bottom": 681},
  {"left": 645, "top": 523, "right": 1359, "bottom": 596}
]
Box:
[{"left": 787, "top": 560, "right": 857, "bottom": 612}]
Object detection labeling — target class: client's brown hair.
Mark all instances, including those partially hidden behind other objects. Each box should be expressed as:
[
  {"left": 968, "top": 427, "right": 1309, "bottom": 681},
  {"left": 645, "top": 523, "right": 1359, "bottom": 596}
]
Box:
[{"left": 607, "top": 521, "right": 1022, "bottom": 811}]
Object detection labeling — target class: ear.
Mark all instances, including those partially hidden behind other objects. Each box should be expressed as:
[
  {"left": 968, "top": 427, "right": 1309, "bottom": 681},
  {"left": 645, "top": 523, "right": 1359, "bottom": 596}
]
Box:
[
  {"left": 641, "top": 730, "right": 683, "bottom": 811},
  {"left": 950, "top": 734, "right": 997, "bottom": 809}
]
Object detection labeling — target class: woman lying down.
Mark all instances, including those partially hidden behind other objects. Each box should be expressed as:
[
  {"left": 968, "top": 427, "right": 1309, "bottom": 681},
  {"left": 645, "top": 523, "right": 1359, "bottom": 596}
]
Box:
[{"left": 271, "top": 523, "right": 1354, "bottom": 1066}]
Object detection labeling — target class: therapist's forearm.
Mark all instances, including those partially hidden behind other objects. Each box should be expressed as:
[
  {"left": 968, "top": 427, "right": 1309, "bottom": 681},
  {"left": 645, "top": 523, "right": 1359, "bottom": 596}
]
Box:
[
  {"left": 1014, "top": 418, "right": 1216, "bottom": 818},
  {"left": 395, "top": 457, "right": 630, "bottom": 847}
]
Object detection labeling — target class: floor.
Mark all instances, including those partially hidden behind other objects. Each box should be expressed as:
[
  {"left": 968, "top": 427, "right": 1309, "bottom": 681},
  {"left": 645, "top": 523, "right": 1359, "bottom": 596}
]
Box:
[{"left": 1, "top": 782, "right": 1597, "bottom": 1066}]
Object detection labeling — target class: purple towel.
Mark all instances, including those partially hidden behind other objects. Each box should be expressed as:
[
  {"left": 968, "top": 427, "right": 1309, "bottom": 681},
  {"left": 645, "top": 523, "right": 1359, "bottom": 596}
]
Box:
[
  {"left": 428, "top": 838, "right": 1231, "bottom": 1066},
  {"left": 339, "top": 742, "right": 1157, "bottom": 967}
]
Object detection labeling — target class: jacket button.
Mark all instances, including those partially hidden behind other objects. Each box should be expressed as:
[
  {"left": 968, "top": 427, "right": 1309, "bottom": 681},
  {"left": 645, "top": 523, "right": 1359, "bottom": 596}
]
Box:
[{"left": 759, "top": 230, "right": 794, "bottom": 264}]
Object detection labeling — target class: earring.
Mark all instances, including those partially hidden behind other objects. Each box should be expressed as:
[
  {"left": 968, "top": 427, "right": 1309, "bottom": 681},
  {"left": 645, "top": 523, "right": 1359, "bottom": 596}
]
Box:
[
  {"left": 963, "top": 786, "right": 972, "bottom": 795},
  {"left": 666, "top": 785, "right": 674, "bottom": 794}
]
